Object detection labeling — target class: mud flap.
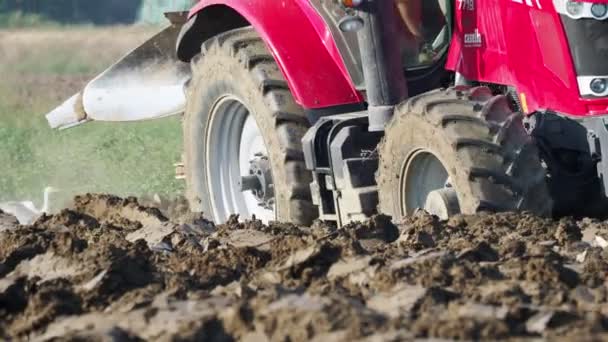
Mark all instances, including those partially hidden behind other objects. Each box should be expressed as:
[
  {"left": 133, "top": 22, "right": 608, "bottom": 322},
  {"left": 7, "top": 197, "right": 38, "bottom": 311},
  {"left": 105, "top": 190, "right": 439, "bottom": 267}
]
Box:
[{"left": 46, "top": 14, "right": 191, "bottom": 129}]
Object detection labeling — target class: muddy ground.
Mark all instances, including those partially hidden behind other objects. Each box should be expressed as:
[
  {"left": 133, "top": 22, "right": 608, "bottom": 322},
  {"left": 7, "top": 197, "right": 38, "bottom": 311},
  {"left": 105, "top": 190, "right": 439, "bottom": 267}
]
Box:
[{"left": 1, "top": 195, "right": 608, "bottom": 341}]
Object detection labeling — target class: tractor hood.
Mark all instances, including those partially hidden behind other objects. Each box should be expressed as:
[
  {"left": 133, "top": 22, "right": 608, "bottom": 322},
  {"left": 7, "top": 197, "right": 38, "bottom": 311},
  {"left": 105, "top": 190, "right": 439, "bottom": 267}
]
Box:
[{"left": 46, "top": 14, "right": 191, "bottom": 129}]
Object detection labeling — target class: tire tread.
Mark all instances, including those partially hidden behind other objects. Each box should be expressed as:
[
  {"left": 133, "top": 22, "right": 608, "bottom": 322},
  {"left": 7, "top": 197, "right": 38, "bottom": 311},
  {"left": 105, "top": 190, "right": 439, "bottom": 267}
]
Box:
[
  {"left": 378, "top": 86, "right": 552, "bottom": 219},
  {"left": 184, "top": 27, "right": 316, "bottom": 225}
]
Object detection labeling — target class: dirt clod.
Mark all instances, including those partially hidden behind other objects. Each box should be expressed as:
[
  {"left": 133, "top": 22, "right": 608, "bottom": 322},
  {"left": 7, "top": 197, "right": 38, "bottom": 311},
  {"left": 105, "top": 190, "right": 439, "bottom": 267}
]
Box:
[{"left": 1, "top": 194, "right": 608, "bottom": 340}]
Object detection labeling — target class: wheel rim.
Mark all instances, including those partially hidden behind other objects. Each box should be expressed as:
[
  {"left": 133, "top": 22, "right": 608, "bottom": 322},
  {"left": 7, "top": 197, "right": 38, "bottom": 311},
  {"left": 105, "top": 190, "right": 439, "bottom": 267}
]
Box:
[
  {"left": 206, "top": 96, "right": 275, "bottom": 223},
  {"left": 401, "top": 150, "right": 460, "bottom": 218}
]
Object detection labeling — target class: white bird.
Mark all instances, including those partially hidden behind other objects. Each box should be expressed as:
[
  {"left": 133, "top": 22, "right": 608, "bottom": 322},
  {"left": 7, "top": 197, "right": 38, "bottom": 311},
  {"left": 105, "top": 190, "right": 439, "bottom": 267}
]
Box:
[{"left": 0, "top": 187, "right": 60, "bottom": 225}]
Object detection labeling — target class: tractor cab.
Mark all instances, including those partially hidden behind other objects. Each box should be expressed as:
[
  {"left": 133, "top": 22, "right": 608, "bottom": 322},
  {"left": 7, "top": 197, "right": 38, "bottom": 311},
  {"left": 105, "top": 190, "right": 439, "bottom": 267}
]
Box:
[
  {"left": 311, "top": 0, "right": 453, "bottom": 98},
  {"left": 393, "top": 0, "right": 450, "bottom": 69}
]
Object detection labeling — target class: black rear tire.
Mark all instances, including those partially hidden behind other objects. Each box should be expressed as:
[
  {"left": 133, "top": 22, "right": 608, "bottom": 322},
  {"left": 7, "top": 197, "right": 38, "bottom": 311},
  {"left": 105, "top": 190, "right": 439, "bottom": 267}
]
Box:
[
  {"left": 377, "top": 86, "right": 552, "bottom": 221},
  {"left": 183, "top": 27, "right": 317, "bottom": 225}
]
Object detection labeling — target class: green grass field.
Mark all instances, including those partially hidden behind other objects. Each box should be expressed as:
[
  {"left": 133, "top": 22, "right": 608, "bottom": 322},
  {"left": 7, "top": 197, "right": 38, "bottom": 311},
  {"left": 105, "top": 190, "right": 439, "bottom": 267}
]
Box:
[{"left": 0, "top": 26, "right": 184, "bottom": 208}]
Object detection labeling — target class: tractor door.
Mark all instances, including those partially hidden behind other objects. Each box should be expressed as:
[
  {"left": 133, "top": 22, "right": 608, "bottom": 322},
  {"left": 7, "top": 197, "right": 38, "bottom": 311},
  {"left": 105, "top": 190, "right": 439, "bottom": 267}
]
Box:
[
  {"left": 397, "top": 0, "right": 453, "bottom": 95},
  {"left": 395, "top": 0, "right": 451, "bottom": 68},
  {"left": 310, "top": 0, "right": 453, "bottom": 98}
]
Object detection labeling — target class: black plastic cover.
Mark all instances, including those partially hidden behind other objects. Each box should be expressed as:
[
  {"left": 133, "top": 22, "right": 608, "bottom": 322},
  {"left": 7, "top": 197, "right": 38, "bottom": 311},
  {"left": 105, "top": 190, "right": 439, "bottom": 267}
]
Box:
[{"left": 561, "top": 15, "right": 608, "bottom": 76}]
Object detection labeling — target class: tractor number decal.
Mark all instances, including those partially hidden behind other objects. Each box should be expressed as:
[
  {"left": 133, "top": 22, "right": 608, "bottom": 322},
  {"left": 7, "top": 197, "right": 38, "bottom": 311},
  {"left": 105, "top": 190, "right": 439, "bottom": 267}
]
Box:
[{"left": 458, "top": 0, "right": 475, "bottom": 11}]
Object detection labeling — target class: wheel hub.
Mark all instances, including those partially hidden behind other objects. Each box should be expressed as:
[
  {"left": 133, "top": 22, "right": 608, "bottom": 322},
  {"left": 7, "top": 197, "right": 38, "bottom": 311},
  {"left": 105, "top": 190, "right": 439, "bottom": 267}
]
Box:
[
  {"left": 206, "top": 96, "right": 275, "bottom": 223},
  {"left": 402, "top": 150, "right": 461, "bottom": 219},
  {"left": 423, "top": 188, "right": 460, "bottom": 220},
  {"left": 239, "top": 154, "right": 275, "bottom": 210}
]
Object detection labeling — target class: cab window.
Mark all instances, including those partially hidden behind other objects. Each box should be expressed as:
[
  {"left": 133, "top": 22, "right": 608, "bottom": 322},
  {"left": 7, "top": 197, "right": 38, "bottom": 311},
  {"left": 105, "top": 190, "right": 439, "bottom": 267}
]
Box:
[{"left": 394, "top": 0, "right": 451, "bottom": 69}]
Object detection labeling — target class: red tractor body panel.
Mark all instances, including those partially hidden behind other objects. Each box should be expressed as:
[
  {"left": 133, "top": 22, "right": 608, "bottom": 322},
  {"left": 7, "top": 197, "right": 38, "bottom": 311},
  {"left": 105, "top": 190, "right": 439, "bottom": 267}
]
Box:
[
  {"left": 446, "top": 0, "right": 608, "bottom": 117},
  {"left": 189, "top": 0, "right": 608, "bottom": 117},
  {"left": 189, "top": 0, "right": 363, "bottom": 109}
]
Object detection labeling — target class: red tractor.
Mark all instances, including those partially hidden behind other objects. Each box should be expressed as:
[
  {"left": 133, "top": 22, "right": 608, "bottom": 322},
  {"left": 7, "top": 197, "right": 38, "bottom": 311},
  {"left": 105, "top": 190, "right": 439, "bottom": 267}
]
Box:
[{"left": 47, "top": 0, "right": 608, "bottom": 227}]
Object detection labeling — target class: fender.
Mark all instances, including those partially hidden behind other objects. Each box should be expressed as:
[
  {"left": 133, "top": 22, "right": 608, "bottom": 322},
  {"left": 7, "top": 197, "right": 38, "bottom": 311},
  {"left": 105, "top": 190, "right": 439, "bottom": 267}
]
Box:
[{"left": 178, "top": 0, "right": 363, "bottom": 109}]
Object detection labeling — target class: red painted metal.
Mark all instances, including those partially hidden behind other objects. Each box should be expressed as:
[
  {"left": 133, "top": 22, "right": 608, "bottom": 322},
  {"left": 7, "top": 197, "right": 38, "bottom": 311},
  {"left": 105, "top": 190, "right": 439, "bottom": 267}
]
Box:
[
  {"left": 188, "top": 0, "right": 363, "bottom": 109},
  {"left": 189, "top": 0, "right": 608, "bottom": 117},
  {"left": 446, "top": 0, "right": 608, "bottom": 117}
]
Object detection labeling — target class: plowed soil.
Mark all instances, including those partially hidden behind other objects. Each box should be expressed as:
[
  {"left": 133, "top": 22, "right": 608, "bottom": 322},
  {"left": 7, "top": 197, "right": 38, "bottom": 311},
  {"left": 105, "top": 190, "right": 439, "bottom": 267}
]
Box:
[{"left": 1, "top": 194, "right": 608, "bottom": 341}]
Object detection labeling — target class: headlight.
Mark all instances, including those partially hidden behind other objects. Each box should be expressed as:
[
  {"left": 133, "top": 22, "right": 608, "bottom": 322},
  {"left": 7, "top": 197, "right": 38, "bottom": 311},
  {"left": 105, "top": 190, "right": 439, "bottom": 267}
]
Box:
[
  {"left": 591, "top": 4, "right": 608, "bottom": 18},
  {"left": 554, "top": 0, "right": 608, "bottom": 20},
  {"left": 578, "top": 76, "right": 608, "bottom": 97},
  {"left": 566, "top": 1, "right": 584, "bottom": 17},
  {"left": 591, "top": 78, "right": 608, "bottom": 94}
]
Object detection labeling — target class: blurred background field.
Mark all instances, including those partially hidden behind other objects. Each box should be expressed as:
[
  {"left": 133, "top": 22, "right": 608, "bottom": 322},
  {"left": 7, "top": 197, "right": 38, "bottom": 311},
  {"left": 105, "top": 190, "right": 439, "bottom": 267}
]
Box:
[
  {"left": 0, "top": 1, "right": 194, "bottom": 207},
  {"left": 0, "top": 0, "right": 194, "bottom": 26}
]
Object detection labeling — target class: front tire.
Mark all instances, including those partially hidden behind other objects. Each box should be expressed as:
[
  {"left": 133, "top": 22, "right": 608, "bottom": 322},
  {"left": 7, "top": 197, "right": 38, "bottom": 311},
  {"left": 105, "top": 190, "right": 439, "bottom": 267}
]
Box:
[
  {"left": 183, "top": 28, "right": 317, "bottom": 225},
  {"left": 377, "top": 86, "right": 552, "bottom": 221}
]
